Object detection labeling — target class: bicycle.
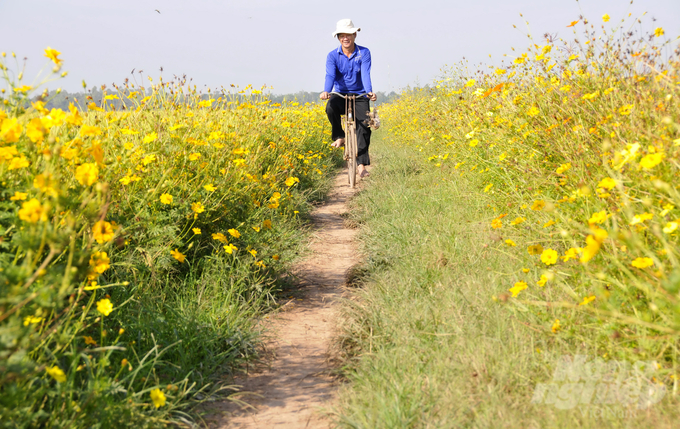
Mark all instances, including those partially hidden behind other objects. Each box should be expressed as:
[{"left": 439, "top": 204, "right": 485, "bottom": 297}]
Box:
[{"left": 330, "top": 92, "right": 368, "bottom": 188}]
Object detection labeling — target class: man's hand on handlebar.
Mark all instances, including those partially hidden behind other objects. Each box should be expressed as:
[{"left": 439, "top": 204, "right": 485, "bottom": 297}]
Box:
[
  {"left": 367, "top": 92, "right": 377, "bottom": 102},
  {"left": 320, "top": 91, "right": 330, "bottom": 100}
]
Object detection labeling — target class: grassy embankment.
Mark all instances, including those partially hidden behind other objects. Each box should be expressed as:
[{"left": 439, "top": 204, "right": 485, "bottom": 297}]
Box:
[
  {"left": 1, "top": 52, "right": 339, "bottom": 428},
  {"left": 334, "top": 12, "right": 680, "bottom": 428}
]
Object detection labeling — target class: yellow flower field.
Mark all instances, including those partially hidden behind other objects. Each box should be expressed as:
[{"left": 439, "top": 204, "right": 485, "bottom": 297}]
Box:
[
  {"left": 381, "top": 14, "right": 680, "bottom": 372},
  {"left": 0, "top": 49, "right": 337, "bottom": 426}
]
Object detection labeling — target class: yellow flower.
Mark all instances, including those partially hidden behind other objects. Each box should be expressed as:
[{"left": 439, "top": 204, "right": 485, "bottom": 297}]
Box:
[
  {"left": 80, "top": 125, "right": 102, "bottom": 137},
  {"left": 46, "top": 366, "right": 67, "bottom": 383},
  {"left": 203, "top": 184, "right": 216, "bottom": 192},
  {"left": 188, "top": 152, "right": 201, "bottom": 161},
  {"left": 561, "top": 247, "right": 581, "bottom": 262},
  {"left": 160, "top": 193, "right": 173, "bottom": 205},
  {"left": 527, "top": 106, "right": 540, "bottom": 116},
  {"left": 551, "top": 319, "right": 561, "bottom": 333},
  {"left": 75, "top": 163, "right": 99, "bottom": 186},
  {"left": 654, "top": 27, "right": 664, "bottom": 37},
  {"left": 192, "top": 228, "right": 201, "bottom": 235},
  {"left": 663, "top": 222, "right": 678, "bottom": 234},
  {"left": 150, "top": 388, "right": 166, "bottom": 408},
  {"left": 618, "top": 104, "right": 633, "bottom": 115},
  {"left": 223, "top": 243, "right": 238, "bottom": 254},
  {"left": 581, "top": 91, "right": 599, "bottom": 101},
  {"left": 484, "top": 184, "right": 493, "bottom": 193},
  {"left": 540, "top": 249, "right": 558, "bottom": 266},
  {"left": 579, "top": 296, "right": 596, "bottom": 306},
  {"left": 531, "top": 200, "right": 546, "bottom": 211},
  {"left": 580, "top": 228, "right": 608, "bottom": 263},
  {"left": 505, "top": 239, "right": 516, "bottom": 247},
  {"left": 10, "top": 191, "right": 27, "bottom": 201},
  {"left": 639, "top": 153, "right": 663, "bottom": 170},
  {"left": 121, "top": 358, "right": 132, "bottom": 370},
  {"left": 228, "top": 228, "right": 241, "bottom": 239},
  {"left": 96, "top": 298, "right": 113, "bottom": 316},
  {"left": 142, "top": 154, "right": 156, "bottom": 165},
  {"left": 465, "top": 79, "right": 476, "bottom": 87},
  {"left": 27, "top": 118, "right": 46, "bottom": 143},
  {"left": 119, "top": 328, "right": 125, "bottom": 335},
  {"left": 537, "top": 275, "right": 548, "bottom": 287},
  {"left": 0, "top": 145, "right": 18, "bottom": 160},
  {"left": 602, "top": 14, "right": 610, "bottom": 22},
  {"left": 8, "top": 156, "right": 30, "bottom": 170},
  {"left": 143, "top": 132, "right": 158, "bottom": 143},
  {"left": 92, "top": 220, "right": 115, "bottom": 244},
  {"left": 285, "top": 176, "right": 300, "bottom": 187},
  {"left": 588, "top": 210, "right": 609, "bottom": 225},
  {"left": 555, "top": 163, "right": 571, "bottom": 174},
  {"left": 191, "top": 202, "right": 205, "bottom": 214},
  {"left": 44, "top": 47, "right": 62, "bottom": 65},
  {"left": 249, "top": 249, "right": 257, "bottom": 257},
  {"left": 0, "top": 118, "right": 22, "bottom": 143},
  {"left": 631, "top": 257, "right": 654, "bottom": 269},
  {"left": 543, "top": 220, "right": 556, "bottom": 228},
  {"left": 263, "top": 220, "right": 272, "bottom": 230},
  {"left": 212, "top": 233, "right": 228, "bottom": 243},
  {"left": 528, "top": 244, "right": 544, "bottom": 255},
  {"left": 83, "top": 336, "right": 97, "bottom": 346},
  {"left": 491, "top": 218, "right": 502, "bottom": 229},
  {"left": 272, "top": 254, "right": 280, "bottom": 261},
  {"left": 630, "top": 213, "right": 653, "bottom": 225},
  {"left": 597, "top": 177, "right": 616, "bottom": 190},
  {"left": 510, "top": 217, "right": 525, "bottom": 226},
  {"left": 23, "top": 315, "right": 44, "bottom": 326},
  {"left": 170, "top": 249, "right": 185, "bottom": 263},
  {"left": 19, "top": 199, "right": 47, "bottom": 223},
  {"left": 469, "top": 139, "right": 479, "bottom": 147},
  {"left": 89, "top": 251, "right": 111, "bottom": 274},
  {"left": 509, "top": 281, "right": 528, "bottom": 298}
]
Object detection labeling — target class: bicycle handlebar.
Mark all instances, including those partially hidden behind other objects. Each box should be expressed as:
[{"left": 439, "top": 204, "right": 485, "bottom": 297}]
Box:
[{"left": 329, "top": 92, "right": 369, "bottom": 98}]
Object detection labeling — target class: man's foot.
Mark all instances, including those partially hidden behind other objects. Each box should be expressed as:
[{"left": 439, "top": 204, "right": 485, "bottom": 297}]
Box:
[
  {"left": 331, "top": 138, "right": 345, "bottom": 148},
  {"left": 360, "top": 169, "right": 370, "bottom": 178}
]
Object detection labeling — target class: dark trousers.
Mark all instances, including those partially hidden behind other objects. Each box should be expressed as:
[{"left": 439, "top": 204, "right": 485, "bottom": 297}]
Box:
[{"left": 326, "top": 94, "right": 371, "bottom": 166}]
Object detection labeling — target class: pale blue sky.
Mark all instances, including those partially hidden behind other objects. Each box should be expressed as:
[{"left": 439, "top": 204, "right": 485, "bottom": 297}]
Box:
[{"left": 0, "top": 0, "right": 678, "bottom": 95}]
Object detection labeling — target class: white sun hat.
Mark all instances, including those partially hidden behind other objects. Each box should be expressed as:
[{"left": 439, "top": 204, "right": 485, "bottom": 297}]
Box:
[{"left": 332, "top": 19, "right": 361, "bottom": 38}]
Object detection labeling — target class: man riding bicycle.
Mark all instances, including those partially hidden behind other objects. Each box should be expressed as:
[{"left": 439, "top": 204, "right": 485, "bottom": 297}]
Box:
[{"left": 320, "top": 19, "right": 376, "bottom": 178}]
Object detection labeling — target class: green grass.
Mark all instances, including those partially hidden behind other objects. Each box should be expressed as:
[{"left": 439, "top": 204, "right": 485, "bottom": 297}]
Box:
[{"left": 333, "top": 140, "right": 680, "bottom": 428}]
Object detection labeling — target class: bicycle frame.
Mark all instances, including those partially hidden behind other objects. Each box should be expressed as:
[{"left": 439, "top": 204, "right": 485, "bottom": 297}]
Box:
[{"left": 329, "top": 92, "right": 368, "bottom": 188}]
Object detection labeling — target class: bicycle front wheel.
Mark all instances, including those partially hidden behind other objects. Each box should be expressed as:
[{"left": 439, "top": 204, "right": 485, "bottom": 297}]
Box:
[{"left": 347, "top": 125, "right": 358, "bottom": 187}]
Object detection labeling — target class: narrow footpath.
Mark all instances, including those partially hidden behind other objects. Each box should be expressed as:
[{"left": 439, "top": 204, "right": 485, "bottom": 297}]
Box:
[{"left": 209, "top": 170, "right": 363, "bottom": 429}]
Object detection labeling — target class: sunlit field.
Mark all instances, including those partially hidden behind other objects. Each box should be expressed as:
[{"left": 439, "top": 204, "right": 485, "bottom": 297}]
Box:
[
  {"left": 385, "top": 12, "right": 679, "bottom": 364},
  {"left": 334, "top": 12, "right": 680, "bottom": 428},
  {"left": 2, "top": 7, "right": 680, "bottom": 429},
  {"left": 1, "top": 50, "right": 338, "bottom": 427}
]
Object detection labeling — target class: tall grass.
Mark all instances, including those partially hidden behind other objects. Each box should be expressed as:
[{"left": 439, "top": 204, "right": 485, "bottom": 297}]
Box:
[
  {"left": 335, "top": 10, "right": 680, "bottom": 428},
  {"left": 1, "top": 51, "right": 338, "bottom": 427}
]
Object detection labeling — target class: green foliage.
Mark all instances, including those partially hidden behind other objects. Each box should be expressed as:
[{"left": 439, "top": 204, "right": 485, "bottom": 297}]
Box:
[{"left": 1, "top": 56, "right": 339, "bottom": 426}]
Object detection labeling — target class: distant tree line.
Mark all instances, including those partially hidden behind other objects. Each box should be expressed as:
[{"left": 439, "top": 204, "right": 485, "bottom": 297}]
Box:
[
  {"left": 269, "top": 91, "right": 400, "bottom": 106},
  {"left": 35, "top": 88, "right": 401, "bottom": 111}
]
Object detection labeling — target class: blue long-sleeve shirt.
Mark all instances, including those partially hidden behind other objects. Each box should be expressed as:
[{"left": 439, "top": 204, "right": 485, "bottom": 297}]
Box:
[{"left": 324, "top": 44, "right": 373, "bottom": 94}]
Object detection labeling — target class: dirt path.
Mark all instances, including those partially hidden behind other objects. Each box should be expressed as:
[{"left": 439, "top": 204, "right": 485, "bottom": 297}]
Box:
[{"left": 208, "top": 170, "right": 363, "bottom": 429}]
